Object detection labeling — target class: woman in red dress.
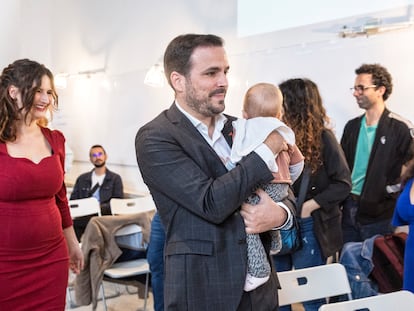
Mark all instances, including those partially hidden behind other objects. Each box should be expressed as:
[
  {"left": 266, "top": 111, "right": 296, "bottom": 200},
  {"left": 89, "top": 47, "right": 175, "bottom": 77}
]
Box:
[{"left": 0, "top": 59, "right": 84, "bottom": 310}]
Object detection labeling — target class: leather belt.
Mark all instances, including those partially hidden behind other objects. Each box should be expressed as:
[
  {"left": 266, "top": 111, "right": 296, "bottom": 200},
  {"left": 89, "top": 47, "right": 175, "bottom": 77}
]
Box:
[{"left": 350, "top": 193, "right": 360, "bottom": 201}]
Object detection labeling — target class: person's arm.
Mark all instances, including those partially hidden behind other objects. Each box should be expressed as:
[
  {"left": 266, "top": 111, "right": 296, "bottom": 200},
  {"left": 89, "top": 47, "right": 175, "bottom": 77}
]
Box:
[
  {"left": 301, "top": 199, "right": 320, "bottom": 218},
  {"left": 240, "top": 188, "right": 290, "bottom": 234},
  {"left": 392, "top": 180, "right": 412, "bottom": 228},
  {"left": 64, "top": 226, "right": 84, "bottom": 274},
  {"left": 304, "top": 130, "right": 351, "bottom": 217},
  {"left": 113, "top": 174, "right": 124, "bottom": 198},
  {"left": 254, "top": 130, "right": 288, "bottom": 172},
  {"left": 51, "top": 129, "right": 84, "bottom": 272},
  {"left": 58, "top": 183, "right": 84, "bottom": 274},
  {"left": 289, "top": 144, "right": 305, "bottom": 183},
  {"left": 290, "top": 161, "right": 304, "bottom": 184},
  {"left": 136, "top": 118, "right": 275, "bottom": 224}
]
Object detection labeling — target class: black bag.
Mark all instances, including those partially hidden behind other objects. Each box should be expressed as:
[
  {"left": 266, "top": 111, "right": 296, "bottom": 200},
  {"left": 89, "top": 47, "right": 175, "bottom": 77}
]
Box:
[
  {"left": 370, "top": 232, "right": 407, "bottom": 293},
  {"left": 275, "top": 168, "right": 310, "bottom": 256}
]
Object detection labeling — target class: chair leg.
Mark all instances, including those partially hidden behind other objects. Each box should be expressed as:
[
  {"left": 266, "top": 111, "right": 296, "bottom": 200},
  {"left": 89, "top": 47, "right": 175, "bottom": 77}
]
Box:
[
  {"left": 100, "top": 283, "right": 108, "bottom": 311},
  {"left": 143, "top": 272, "right": 149, "bottom": 311},
  {"left": 66, "top": 269, "right": 77, "bottom": 308},
  {"left": 66, "top": 286, "right": 76, "bottom": 308}
]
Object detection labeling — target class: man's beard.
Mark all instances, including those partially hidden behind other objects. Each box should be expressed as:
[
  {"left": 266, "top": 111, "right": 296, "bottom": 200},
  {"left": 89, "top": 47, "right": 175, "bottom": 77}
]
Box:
[
  {"left": 93, "top": 161, "right": 106, "bottom": 168},
  {"left": 185, "top": 80, "right": 226, "bottom": 117},
  {"left": 357, "top": 96, "right": 373, "bottom": 110}
]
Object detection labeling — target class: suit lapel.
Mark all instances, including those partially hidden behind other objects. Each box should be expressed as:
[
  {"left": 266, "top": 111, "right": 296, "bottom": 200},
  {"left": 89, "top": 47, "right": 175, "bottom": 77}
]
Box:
[
  {"left": 166, "top": 103, "right": 234, "bottom": 175},
  {"left": 167, "top": 103, "right": 202, "bottom": 137}
]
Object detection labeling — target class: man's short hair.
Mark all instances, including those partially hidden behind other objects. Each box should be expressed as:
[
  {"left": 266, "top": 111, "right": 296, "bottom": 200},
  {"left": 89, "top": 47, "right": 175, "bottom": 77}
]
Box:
[
  {"left": 163, "top": 34, "right": 224, "bottom": 88},
  {"left": 355, "top": 63, "right": 393, "bottom": 101}
]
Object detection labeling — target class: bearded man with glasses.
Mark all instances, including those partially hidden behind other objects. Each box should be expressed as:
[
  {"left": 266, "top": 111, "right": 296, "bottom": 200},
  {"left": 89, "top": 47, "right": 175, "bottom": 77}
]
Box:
[
  {"left": 70, "top": 144, "right": 124, "bottom": 240},
  {"left": 340, "top": 63, "right": 414, "bottom": 244}
]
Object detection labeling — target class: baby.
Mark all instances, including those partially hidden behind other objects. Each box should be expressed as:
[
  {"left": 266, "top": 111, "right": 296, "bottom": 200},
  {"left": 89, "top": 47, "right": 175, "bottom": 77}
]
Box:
[{"left": 228, "top": 83, "right": 304, "bottom": 291}]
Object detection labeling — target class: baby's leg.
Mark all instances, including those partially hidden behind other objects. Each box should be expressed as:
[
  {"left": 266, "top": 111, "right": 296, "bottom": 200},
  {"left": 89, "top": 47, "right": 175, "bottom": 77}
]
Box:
[{"left": 244, "top": 233, "right": 270, "bottom": 291}]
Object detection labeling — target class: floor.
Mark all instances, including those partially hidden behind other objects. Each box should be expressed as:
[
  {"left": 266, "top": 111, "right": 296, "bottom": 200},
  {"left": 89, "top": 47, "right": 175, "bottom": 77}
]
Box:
[
  {"left": 66, "top": 282, "right": 153, "bottom": 311},
  {"left": 66, "top": 282, "right": 304, "bottom": 311}
]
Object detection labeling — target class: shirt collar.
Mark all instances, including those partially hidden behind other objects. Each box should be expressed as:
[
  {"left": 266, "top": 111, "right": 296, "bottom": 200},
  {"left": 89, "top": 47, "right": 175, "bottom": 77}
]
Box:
[{"left": 175, "top": 100, "right": 228, "bottom": 135}]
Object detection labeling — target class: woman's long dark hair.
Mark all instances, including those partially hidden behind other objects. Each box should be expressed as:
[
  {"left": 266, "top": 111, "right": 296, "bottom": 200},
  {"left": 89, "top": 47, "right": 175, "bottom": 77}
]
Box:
[
  {"left": 0, "top": 59, "right": 58, "bottom": 142},
  {"left": 279, "top": 78, "right": 331, "bottom": 173}
]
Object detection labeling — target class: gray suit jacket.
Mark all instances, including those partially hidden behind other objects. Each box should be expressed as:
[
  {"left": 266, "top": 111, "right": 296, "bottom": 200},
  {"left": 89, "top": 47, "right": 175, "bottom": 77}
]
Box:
[{"left": 136, "top": 103, "right": 280, "bottom": 311}]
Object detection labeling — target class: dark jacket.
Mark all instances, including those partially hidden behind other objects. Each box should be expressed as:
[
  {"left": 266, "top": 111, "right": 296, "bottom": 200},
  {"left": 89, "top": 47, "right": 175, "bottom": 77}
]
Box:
[
  {"left": 70, "top": 168, "right": 124, "bottom": 206},
  {"left": 341, "top": 109, "right": 414, "bottom": 224},
  {"left": 293, "top": 129, "right": 351, "bottom": 257},
  {"left": 136, "top": 103, "right": 280, "bottom": 311}
]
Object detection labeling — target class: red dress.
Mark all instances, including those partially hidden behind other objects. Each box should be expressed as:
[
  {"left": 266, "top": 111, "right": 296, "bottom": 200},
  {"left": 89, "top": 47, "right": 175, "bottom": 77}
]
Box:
[{"left": 0, "top": 127, "right": 73, "bottom": 310}]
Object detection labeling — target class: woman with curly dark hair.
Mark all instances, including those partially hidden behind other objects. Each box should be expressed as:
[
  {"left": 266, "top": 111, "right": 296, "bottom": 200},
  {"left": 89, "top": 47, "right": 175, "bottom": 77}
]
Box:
[
  {"left": 273, "top": 78, "right": 351, "bottom": 311},
  {"left": 0, "top": 59, "right": 83, "bottom": 310}
]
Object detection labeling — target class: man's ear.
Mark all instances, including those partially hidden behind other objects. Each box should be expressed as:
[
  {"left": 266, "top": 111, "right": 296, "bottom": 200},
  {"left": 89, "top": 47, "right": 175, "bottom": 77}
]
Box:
[
  {"left": 378, "top": 85, "right": 386, "bottom": 97},
  {"left": 170, "top": 71, "right": 185, "bottom": 93},
  {"left": 8, "top": 85, "right": 18, "bottom": 99}
]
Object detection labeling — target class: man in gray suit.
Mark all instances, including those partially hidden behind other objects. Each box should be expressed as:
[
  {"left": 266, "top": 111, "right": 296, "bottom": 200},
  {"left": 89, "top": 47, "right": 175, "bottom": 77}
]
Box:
[{"left": 136, "top": 34, "right": 291, "bottom": 311}]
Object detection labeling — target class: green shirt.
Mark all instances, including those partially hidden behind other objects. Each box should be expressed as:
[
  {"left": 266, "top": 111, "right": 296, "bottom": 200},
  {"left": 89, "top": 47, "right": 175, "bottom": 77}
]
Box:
[{"left": 351, "top": 116, "right": 377, "bottom": 195}]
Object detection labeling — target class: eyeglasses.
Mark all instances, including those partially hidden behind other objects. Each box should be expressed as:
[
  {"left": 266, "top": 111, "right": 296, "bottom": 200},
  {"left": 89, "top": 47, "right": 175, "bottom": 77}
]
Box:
[
  {"left": 91, "top": 152, "right": 103, "bottom": 158},
  {"left": 350, "top": 85, "right": 377, "bottom": 93}
]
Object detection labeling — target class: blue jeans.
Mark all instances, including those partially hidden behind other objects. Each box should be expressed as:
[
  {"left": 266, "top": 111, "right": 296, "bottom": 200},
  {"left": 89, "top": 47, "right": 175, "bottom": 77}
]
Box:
[
  {"left": 272, "top": 217, "right": 325, "bottom": 311},
  {"left": 342, "top": 197, "right": 395, "bottom": 244},
  {"left": 147, "top": 212, "right": 165, "bottom": 311}
]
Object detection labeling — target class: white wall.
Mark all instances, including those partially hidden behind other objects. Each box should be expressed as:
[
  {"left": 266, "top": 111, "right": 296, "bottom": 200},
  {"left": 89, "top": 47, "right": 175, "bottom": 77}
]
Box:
[
  {"left": 0, "top": 1, "right": 21, "bottom": 63},
  {"left": 9, "top": 1, "right": 414, "bottom": 193},
  {"left": 0, "top": 1, "right": 53, "bottom": 67}
]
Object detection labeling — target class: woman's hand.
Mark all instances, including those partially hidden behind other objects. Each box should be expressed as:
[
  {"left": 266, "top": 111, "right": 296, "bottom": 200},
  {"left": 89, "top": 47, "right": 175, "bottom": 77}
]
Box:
[
  {"left": 63, "top": 226, "right": 84, "bottom": 274},
  {"left": 301, "top": 199, "right": 320, "bottom": 218},
  {"left": 68, "top": 243, "right": 84, "bottom": 274}
]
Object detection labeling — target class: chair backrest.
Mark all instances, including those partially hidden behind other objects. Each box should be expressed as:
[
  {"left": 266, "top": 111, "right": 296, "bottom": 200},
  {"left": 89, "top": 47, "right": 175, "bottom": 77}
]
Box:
[
  {"left": 114, "top": 223, "right": 147, "bottom": 251},
  {"left": 115, "top": 223, "right": 142, "bottom": 236},
  {"left": 68, "top": 197, "right": 101, "bottom": 218},
  {"left": 110, "top": 195, "right": 156, "bottom": 215},
  {"left": 278, "top": 263, "right": 352, "bottom": 306},
  {"left": 318, "top": 290, "right": 414, "bottom": 311}
]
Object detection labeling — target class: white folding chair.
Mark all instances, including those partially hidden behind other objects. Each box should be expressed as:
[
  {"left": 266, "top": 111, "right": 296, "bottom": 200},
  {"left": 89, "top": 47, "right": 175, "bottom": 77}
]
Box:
[
  {"left": 278, "top": 263, "right": 352, "bottom": 307},
  {"left": 100, "top": 224, "right": 151, "bottom": 311},
  {"left": 98, "top": 197, "right": 154, "bottom": 310},
  {"left": 110, "top": 195, "right": 156, "bottom": 215},
  {"left": 318, "top": 290, "right": 414, "bottom": 311},
  {"left": 68, "top": 197, "right": 101, "bottom": 218}
]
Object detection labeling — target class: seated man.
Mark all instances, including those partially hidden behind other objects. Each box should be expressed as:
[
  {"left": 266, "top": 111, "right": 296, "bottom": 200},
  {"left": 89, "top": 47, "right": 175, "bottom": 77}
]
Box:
[{"left": 70, "top": 144, "right": 124, "bottom": 240}]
